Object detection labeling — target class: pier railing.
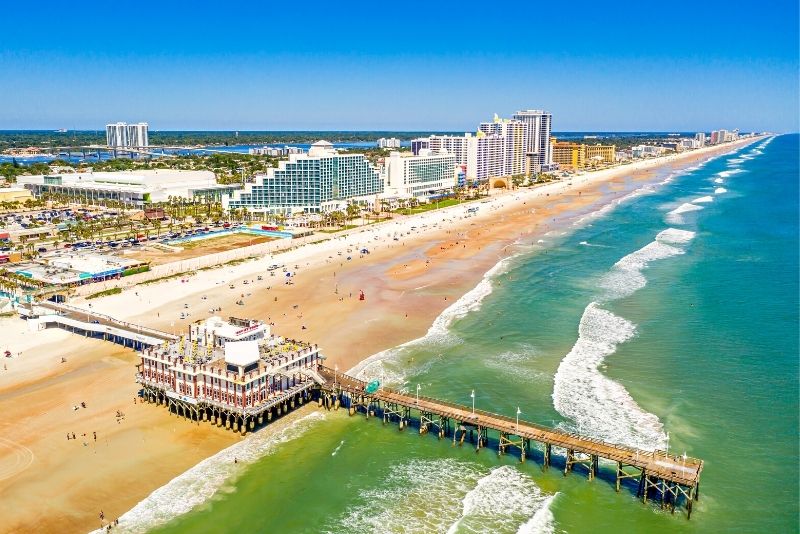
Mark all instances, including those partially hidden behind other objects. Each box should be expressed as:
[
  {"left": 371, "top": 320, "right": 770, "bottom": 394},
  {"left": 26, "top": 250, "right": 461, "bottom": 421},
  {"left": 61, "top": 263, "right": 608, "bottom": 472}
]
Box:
[{"left": 316, "top": 364, "right": 703, "bottom": 517}]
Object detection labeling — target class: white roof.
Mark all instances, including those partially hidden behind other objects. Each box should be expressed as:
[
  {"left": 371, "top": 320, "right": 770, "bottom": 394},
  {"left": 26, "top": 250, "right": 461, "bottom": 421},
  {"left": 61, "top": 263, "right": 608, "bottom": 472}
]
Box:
[{"left": 224, "top": 340, "right": 260, "bottom": 367}]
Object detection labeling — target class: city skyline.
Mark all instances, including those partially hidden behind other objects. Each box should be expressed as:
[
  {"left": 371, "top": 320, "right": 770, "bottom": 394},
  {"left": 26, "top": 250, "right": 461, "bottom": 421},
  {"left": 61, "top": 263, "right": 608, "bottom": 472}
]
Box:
[{"left": 1, "top": 1, "right": 797, "bottom": 132}]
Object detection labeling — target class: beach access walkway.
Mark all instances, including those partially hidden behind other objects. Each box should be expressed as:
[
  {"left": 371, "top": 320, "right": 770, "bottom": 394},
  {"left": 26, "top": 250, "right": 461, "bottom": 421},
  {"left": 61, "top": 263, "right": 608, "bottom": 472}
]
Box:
[
  {"left": 316, "top": 365, "right": 703, "bottom": 518},
  {"left": 19, "top": 300, "right": 177, "bottom": 348}
]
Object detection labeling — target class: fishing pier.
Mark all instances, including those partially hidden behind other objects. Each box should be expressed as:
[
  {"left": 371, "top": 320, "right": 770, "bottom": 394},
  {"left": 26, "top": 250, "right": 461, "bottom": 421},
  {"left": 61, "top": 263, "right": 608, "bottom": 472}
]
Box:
[{"left": 316, "top": 365, "right": 703, "bottom": 518}]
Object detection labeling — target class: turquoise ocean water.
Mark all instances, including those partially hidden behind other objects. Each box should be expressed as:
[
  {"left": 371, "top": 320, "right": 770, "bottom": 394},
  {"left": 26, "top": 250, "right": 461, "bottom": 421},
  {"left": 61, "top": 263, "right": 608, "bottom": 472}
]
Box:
[{"left": 124, "top": 135, "right": 797, "bottom": 533}]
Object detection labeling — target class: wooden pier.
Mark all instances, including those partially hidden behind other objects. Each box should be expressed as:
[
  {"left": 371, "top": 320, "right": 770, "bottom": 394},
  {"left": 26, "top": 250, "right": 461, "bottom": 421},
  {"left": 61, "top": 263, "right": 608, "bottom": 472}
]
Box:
[{"left": 317, "top": 365, "right": 703, "bottom": 518}]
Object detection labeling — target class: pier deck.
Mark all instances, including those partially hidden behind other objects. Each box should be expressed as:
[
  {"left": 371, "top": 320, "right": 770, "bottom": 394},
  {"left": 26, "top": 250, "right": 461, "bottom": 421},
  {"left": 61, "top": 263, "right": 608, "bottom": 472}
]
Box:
[
  {"left": 317, "top": 365, "right": 703, "bottom": 517},
  {"left": 21, "top": 300, "right": 177, "bottom": 347}
]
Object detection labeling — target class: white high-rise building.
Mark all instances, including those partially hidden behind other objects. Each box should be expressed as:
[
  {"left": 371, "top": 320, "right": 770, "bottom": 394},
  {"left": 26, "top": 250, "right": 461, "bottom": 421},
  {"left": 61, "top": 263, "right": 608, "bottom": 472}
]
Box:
[
  {"left": 512, "top": 109, "right": 553, "bottom": 173},
  {"left": 106, "top": 122, "right": 129, "bottom": 148},
  {"left": 377, "top": 137, "right": 401, "bottom": 149},
  {"left": 383, "top": 150, "right": 457, "bottom": 199},
  {"left": 694, "top": 132, "right": 706, "bottom": 147},
  {"left": 127, "top": 123, "right": 149, "bottom": 148},
  {"left": 106, "top": 122, "right": 149, "bottom": 148},
  {"left": 428, "top": 134, "right": 477, "bottom": 167}
]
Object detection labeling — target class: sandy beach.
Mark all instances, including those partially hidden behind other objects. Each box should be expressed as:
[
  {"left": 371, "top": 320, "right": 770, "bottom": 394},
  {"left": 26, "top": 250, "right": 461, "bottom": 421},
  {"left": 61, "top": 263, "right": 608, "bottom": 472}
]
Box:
[{"left": 0, "top": 138, "right": 760, "bottom": 533}]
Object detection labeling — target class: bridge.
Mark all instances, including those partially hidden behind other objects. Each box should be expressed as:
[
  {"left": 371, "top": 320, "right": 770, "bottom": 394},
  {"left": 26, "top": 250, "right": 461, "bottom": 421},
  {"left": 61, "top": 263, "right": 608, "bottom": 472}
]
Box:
[
  {"left": 316, "top": 365, "right": 703, "bottom": 518},
  {"left": 19, "top": 300, "right": 177, "bottom": 349}
]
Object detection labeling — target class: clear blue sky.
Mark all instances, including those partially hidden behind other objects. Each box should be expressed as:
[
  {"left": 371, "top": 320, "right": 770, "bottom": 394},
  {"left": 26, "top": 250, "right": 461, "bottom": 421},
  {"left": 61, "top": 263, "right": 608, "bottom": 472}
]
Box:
[{"left": 1, "top": 0, "right": 797, "bottom": 132}]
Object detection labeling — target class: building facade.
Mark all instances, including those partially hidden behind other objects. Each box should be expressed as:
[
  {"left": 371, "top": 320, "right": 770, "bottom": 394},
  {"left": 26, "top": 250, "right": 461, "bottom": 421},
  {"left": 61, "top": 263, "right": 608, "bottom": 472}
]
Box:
[
  {"left": 377, "top": 137, "right": 401, "bottom": 149},
  {"left": 106, "top": 122, "right": 149, "bottom": 148},
  {"left": 694, "top": 132, "right": 706, "bottom": 147},
  {"left": 551, "top": 141, "right": 616, "bottom": 169},
  {"left": 552, "top": 142, "right": 586, "bottom": 169},
  {"left": 18, "top": 170, "right": 239, "bottom": 206},
  {"left": 106, "top": 122, "right": 128, "bottom": 148},
  {"left": 137, "top": 317, "right": 322, "bottom": 434},
  {"left": 383, "top": 150, "right": 457, "bottom": 199},
  {"left": 411, "top": 138, "right": 431, "bottom": 155},
  {"left": 512, "top": 109, "right": 553, "bottom": 173},
  {"left": 478, "top": 115, "right": 528, "bottom": 178},
  {"left": 223, "top": 141, "right": 383, "bottom": 216}
]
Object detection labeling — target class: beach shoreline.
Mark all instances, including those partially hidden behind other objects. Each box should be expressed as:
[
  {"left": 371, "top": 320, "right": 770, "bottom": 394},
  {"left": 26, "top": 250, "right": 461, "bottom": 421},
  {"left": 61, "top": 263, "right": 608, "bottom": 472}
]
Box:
[{"left": 0, "top": 137, "right": 762, "bottom": 533}]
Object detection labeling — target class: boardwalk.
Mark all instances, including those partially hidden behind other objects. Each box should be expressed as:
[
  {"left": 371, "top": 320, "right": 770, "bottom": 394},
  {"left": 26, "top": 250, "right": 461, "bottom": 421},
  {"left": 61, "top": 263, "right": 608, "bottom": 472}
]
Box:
[
  {"left": 317, "top": 365, "right": 703, "bottom": 518},
  {"left": 21, "top": 300, "right": 177, "bottom": 347}
]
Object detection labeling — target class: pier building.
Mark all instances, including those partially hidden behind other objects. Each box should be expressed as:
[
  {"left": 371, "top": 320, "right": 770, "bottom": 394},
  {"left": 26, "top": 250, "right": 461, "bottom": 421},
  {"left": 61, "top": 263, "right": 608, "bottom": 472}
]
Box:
[{"left": 137, "top": 316, "right": 323, "bottom": 434}]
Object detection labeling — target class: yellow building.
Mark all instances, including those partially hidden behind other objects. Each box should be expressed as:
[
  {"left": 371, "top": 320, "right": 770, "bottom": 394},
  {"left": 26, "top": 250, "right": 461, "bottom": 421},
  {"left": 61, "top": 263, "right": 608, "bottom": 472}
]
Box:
[
  {"left": 552, "top": 141, "right": 585, "bottom": 169},
  {"left": 0, "top": 187, "right": 33, "bottom": 204},
  {"left": 550, "top": 138, "right": 616, "bottom": 169},
  {"left": 584, "top": 144, "right": 616, "bottom": 165}
]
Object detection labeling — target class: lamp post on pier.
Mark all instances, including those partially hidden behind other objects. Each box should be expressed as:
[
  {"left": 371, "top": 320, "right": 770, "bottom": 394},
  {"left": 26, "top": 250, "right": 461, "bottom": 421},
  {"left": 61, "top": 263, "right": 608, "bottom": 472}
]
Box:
[
  {"left": 470, "top": 389, "right": 475, "bottom": 415},
  {"left": 416, "top": 384, "right": 420, "bottom": 405},
  {"left": 516, "top": 406, "right": 521, "bottom": 432}
]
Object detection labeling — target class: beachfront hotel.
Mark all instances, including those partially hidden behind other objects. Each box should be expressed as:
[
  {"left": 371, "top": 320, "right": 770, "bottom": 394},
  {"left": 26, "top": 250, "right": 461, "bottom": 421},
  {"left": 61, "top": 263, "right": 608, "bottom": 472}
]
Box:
[
  {"left": 551, "top": 140, "right": 617, "bottom": 170},
  {"left": 222, "top": 140, "right": 384, "bottom": 216},
  {"left": 382, "top": 150, "right": 458, "bottom": 200},
  {"left": 478, "top": 115, "right": 529, "bottom": 177},
  {"left": 512, "top": 109, "right": 554, "bottom": 173},
  {"left": 137, "top": 316, "right": 323, "bottom": 434},
  {"left": 417, "top": 109, "right": 556, "bottom": 182}
]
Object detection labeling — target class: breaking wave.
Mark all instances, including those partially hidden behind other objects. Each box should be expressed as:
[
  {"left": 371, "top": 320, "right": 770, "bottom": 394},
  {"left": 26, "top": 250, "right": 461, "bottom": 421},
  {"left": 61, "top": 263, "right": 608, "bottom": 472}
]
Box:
[
  {"left": 599, "top": 229, "right": 695, "bottom": 300},
  {"left": 552, "top": 303, "right": 667, "bottom": 451},
  {"left": 554, "top": 228, "right": 695, "bottom": 450},
  {"left": 715, "top": 187, "right": 727, "bottom": 194},
  {"left": 97, "top": 411, "right": 327, "bottom": 534},
  {"left": 693, "top": 195, "right": 714, "bottom": 203},
  {"left": 717, "top": 169, "right": 745, "bottom": 179},
  {"left": 666, "top": 202, "right": 704, "bottom": 224},
  {"left": 327, "top": 459, "right": 555, "bottom": 534}
]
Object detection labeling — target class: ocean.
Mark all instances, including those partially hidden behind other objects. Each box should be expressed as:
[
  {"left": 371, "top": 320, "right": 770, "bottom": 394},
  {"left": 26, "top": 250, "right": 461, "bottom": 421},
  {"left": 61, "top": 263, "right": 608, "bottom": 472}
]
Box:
[{"left": 121, "top": 135, "right": 798, "bottom": 533}]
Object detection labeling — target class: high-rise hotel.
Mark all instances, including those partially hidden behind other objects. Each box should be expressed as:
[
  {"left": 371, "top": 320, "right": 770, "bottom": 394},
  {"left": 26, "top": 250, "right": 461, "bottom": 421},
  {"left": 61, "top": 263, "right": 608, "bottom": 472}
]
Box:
[
  {"left": 511, "top": 110, "right": 554, "bottom": 173},
  {"left": 106, "top": 122, "right": 149, "bottom": 148},
  {"left": 223, "top": 141, "right": 383, "bottom": 216},
  {"left": 419, "top": 109, "right": 555, "bottom": 182}
]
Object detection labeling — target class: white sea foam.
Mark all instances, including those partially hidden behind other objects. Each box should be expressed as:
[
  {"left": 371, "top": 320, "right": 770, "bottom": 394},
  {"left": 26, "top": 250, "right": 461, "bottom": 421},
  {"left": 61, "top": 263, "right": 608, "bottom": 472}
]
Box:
[
  {"left": 717, "top": 169, "right": 745, "bottom": 179},
  {"left": 332, "top": 458, "right": 477, "bottom": 533},
  {"left": 484, "top": 344, "right": 546, "bottom": 384},
  {"left": 446, "top": 465, "right": 556, "bottom": 534},
  {"left": 598, "top": 229, "right": 693, "bottom": 299},
  {"left": 333, "top": 459, "right": 554, "bottom": 534},
  {"left": 656, "top": 228, "right": 697, "bottom": 245},
  {"left": 693, "top": 195, "right": 714, "bottom": 203},
  {"left": 552, "top": 303, "right": 667, "bottom": 451},
  {"left": 714, "top": 178, "right": 724, "bottom": 184},
  {"left": 517, "top": 494, "right": 558, "bottom": 534},
  {"left": 715, "top": 187, "right": 727, "bottom": 194},
  {"left": 349, "top": 255, "right": 517, "bottom": 384},
  {"left": 727, "top": 158, "right": 744, "bottom": 165},
  {"left": 99, "top": 411, "right": 327, "bottom": 534},
  {"left": 665, "top": 202, "right": 704, "bottom": 224}
]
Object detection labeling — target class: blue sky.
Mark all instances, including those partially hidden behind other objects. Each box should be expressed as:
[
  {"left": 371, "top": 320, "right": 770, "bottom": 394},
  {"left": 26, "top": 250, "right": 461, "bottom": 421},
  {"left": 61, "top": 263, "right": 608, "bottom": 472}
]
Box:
[{"left": 1, "top": 0, "right": 797, "bottom": 132}]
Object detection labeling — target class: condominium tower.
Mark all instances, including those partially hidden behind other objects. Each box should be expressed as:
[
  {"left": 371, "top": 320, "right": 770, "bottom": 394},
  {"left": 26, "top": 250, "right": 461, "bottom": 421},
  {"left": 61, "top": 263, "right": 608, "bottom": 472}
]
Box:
[
  {"left": 106, "top": 122, "right": 149, "bottom": 148},
  {"left": 512, "top": 110, "right": 553, "bottom": 172}
]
